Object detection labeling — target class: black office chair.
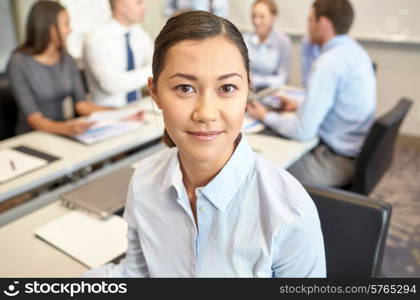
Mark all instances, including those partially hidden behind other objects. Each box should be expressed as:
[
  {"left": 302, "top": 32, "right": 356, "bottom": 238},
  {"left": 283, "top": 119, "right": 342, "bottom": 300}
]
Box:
[
  {"left": 0, "top": 73, "right": 18, "bottom": 140},
  {"left": 350, "top": 98, "right": 413, "bottom": 195},
  {"left": 305, "top": 185, "right": 392, "bottom": 278}
]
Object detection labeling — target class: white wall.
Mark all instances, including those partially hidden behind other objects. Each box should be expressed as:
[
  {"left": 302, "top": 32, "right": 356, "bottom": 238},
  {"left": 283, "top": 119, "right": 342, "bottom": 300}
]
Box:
[
  {"left": 0, "top": 0, "right": 18, "bottom": 72},
  {"left": 14, "top": 0, "right": 39, "bottom": 43}
]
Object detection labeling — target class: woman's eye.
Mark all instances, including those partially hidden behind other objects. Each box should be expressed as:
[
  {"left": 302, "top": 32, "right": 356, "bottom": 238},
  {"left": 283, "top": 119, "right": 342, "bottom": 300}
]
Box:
[
  {"left": 219, "top": 84, "right": 237, "bottom": 94},
  {"left": 176, "top": 84, "right": 195, "bottom": 94}
]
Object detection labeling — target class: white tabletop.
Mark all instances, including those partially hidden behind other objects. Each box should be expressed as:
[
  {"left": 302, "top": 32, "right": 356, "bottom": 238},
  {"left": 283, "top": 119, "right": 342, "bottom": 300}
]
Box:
[
  {"left": 0, "top": 200, "right": 88, "bottom": 277},
  {"left": 0, "top": 99, "right": 164, "bottom": 202},
  {"left": 247, "top": 133, "right": 318, "bottom": 169}
]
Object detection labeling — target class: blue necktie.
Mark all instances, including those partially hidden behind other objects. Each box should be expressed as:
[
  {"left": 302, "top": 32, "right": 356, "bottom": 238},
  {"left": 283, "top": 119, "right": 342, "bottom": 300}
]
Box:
[{"left": 125, "top": 32, "right": 137, "bottom": 103}]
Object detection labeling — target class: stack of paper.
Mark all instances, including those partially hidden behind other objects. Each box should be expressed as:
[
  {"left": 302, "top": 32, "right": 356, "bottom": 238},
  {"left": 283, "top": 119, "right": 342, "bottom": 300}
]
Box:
[
  {"left": 242, "top": 116, "right": 265, "bottom": 134},
  {"left": 34, "top": 211, "right": 128, "bottom": 269},
  {"left": 74, "top": 107, "right": 146, "bottom": 145},
  {"left": 0, "top": 149, "right": 49, "bottom": 184}
]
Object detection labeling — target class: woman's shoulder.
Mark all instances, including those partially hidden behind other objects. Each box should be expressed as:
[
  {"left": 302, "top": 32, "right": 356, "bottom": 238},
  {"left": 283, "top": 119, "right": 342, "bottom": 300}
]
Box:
[
  {"left": 253, "top": 154, "right": 317, "bottom": 221},
  {"left": 7, "top": 51, "right": 37, "bottom": 77},
  {"left": 8, "top": 51, "right": 31, "bottom": 68}
]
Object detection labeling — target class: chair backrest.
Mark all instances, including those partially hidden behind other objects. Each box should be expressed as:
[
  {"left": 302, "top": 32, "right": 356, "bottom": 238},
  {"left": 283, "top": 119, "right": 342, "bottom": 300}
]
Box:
[
  {"left": 305, "top": 185, "right": 392, "bottom": 278},
  {"left": 352, "top": 98, "right": 413, "bottom": 195},
  {"left": 0, "top": 74, "right": 18, "bottom": 140},
  {"left": 372, "top": 62, "right": 377, "bottom": 75}
]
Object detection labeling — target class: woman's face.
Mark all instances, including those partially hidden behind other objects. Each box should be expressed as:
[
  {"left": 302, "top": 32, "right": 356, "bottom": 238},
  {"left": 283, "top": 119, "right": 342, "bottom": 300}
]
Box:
[
  {"left": 149, "top": 37, "right": 249, "bottom": 165},
  {"left": 51, "top": 9, "right": 71, "bottom": 47},
  {"left": 252, "top": 2, "right": 275, "bottom": 38}
]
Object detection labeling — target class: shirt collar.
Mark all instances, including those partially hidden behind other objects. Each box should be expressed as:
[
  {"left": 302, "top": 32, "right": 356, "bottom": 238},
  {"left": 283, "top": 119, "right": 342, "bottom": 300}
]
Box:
[
  {"left": 162, "top": 135, "right": 256, "bottom": 211},
  {"left": 110, "top": 18, "right": 138, "bottom": 35},
  {"left": 250, "top": 29, "right": 276, "bottom": 47},
  {"left": 321, "top": 34, "right": 350, "bottom": 53}
]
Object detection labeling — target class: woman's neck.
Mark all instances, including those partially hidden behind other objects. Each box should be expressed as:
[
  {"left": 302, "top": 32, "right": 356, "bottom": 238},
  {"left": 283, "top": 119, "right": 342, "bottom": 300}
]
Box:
[
  {"left": 257, "top": 29, "right": 272, "bottom": 44},
  {"left": 180, "top": 155, "right": 223, "bottom": 192},
  {"left": 179, "top": 145, "right": 235, "bottom": 196},
  {"left": 34, "top": 43, "right": 61, "bottom": 65}
]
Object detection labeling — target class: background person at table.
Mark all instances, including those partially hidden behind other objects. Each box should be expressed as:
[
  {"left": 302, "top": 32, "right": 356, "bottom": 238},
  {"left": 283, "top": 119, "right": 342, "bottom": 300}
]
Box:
[
  {"left": 243, "top": 0, "right": 292, "bottom": 91},
  {"left": 163, "top": 0, "right": 229, "bottom": 18},
  {"left": 84, "top": 11, "right": 325, "bottom": 278},
  {"left": 83, "top": 0, "right": 153, "bottom": 107},
  {"left": 247, "top": 0, "right": 376, "bottom": 187},
  {"left": 7, "top": 1, "right": 108, "bottom": 136}
]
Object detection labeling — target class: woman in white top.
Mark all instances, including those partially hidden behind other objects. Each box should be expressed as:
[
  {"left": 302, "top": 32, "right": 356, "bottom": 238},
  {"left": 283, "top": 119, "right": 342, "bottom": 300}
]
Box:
[
  {"left": 243, "top": 0, "right": 292, "bottom": 91},
  {"left": 85, "top": 11, "right": 325, "bottom": 278}
]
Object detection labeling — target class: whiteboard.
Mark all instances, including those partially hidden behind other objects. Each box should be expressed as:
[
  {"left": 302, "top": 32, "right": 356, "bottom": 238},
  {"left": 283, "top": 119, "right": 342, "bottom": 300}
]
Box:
[
  {"left": 229, "top": 0, "right": 420, "bottom": 44},
  {"left": 59, "top": 0, "right": 112, "bottom": 58}
]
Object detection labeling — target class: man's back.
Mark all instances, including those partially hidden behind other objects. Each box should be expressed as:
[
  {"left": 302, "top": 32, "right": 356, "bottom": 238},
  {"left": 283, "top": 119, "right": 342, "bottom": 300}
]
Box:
[{"left": 308, "top": 35, "right": 376, "bottom": 157}]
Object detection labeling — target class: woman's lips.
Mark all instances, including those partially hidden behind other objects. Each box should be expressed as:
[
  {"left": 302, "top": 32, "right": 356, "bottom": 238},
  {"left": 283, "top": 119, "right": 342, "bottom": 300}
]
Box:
[{"left": 187, "top": 131, "right": 223, "bottom": 141}]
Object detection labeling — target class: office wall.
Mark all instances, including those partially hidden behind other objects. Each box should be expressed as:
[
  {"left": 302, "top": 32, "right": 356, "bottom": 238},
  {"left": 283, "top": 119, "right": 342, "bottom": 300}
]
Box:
[
  {"left": 14, "top": 0, "right": 39, "bottom": 43},
  {"left": 0, "top": 0, "right": 18, "bottom": 73},
  {"left": 12, "top": 0, "right": 420, "bottom": 137}
]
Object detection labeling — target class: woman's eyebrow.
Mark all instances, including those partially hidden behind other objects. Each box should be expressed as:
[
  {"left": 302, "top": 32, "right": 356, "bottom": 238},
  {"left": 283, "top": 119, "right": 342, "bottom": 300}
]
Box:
[
  {"left": 169, "top": 73, "right": 197, "bottom": 81},
  {"left": 218, "top": 73, "right": 243, "bottom": 80},
  {"left": 168, "top": 73, "right": 243, "bottom": 81}
]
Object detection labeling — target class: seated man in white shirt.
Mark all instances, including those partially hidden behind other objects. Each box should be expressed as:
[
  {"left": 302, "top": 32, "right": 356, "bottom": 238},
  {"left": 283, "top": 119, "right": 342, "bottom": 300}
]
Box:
[{"left": 83, "top": 0, "right": 153, "bottom": 107}]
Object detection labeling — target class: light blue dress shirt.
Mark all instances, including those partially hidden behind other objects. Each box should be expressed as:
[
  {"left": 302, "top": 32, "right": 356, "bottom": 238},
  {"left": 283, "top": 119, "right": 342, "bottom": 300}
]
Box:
[
  {"left": 85, "top": 136, "right": 326, "bottom": 277},
  {"left": 265, "top": 35, "right": 376, "bottom": 157},
  {"left": 243, "top": 30, "right": 292, "bottom": 90},
  {"left": 164, "top": 0, "right": 229, "bottom": 18},
  {"left": 301, "top": 36, "right": 320, "bottom": 88}
]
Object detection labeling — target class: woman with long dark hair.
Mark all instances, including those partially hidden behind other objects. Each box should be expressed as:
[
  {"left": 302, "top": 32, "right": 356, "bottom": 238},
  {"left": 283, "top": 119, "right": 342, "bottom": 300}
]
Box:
[
  {"left": 85, "top": 11, "right": 325, "bottom": 278},
  {"left": 7, "top": 1, "right": 108, "bottom": 135}
]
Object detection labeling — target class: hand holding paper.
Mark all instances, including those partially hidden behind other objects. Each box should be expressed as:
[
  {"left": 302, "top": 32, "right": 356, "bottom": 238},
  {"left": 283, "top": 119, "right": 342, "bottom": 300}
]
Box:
[{"left": 74, "top": 107, "right": 147, "bottom": 144}]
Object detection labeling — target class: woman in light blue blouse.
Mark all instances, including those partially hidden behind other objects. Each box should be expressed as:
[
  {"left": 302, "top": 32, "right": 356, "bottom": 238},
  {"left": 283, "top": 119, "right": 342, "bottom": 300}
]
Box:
[
  {"left": 85, "top": 11, "right": 325, "bottom": 278},
  {"left": 243, "top": 0, "right": 292, "bottom": 91}
]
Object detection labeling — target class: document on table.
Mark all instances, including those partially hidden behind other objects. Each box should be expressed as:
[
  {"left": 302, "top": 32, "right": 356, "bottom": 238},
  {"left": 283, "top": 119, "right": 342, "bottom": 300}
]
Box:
[
  {"left": 250, "top": 86, "right": 305, "bottom": 108},
  {"left": 242, "top": 116, "right": 265, "bottom": 134},
  {"left": 0, "top": 148, "right": 49, "bottom": 184},
  {"left": 74, "top": 107, "right": 147, "bottom": 145},
  {"left": 34, "top": 211, "right": 128, "bottom": 269}
]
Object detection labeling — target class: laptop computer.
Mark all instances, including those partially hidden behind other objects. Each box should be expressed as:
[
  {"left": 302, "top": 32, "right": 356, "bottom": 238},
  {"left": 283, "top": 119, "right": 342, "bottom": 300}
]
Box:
[{"left": 61, "top": 167, "right": 134, "bottom": 218}]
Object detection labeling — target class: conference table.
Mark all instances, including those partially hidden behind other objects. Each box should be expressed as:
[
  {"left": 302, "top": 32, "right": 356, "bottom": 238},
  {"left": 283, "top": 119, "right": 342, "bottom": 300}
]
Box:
[{"left": 0, "top": 99, "right": 164, "bottom": 203}]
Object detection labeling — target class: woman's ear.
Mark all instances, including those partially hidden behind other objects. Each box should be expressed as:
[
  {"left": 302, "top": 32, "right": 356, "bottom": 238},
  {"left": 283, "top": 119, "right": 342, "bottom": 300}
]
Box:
[{"left": 148, "top": 77, "right": 162, "bottom": 109}]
